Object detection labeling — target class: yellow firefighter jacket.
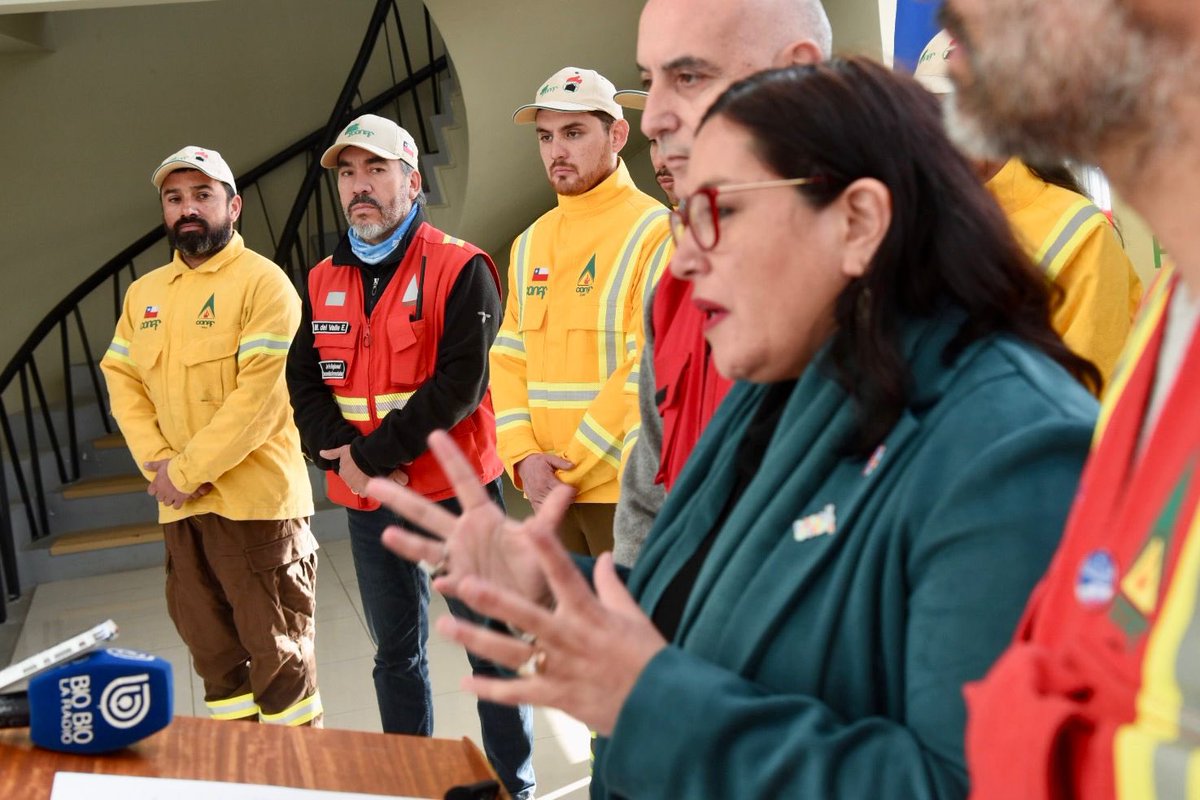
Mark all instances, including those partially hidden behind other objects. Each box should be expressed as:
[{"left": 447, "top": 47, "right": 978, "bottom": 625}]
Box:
[
  {"left": 491, "top": 160, "right": 672, "bottom": 502},
  {"left": 986, "top": 159, "right": 1143, "bottom": 393},
  {"left": 101, "top": 232, "right": 314, "bottom": 523}
]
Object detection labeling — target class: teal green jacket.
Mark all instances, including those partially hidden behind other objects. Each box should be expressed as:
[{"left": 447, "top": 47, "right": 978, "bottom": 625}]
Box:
[{"left": 592, "top": 314, "right": 1098, "bottom": 799}]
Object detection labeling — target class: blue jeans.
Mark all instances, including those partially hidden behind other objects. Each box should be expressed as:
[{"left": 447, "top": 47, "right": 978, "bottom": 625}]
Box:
[{"left": 346, "top": 477, "right": 535, "bottom": 799}]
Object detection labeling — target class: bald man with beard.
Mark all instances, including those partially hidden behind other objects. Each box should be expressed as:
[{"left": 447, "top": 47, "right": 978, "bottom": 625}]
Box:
[
  {"left": 939, "top": 1, "right": 1200, "bottom": 797},
  {"left": 613, "top": 0, "right": 833, "bottom": 565}
]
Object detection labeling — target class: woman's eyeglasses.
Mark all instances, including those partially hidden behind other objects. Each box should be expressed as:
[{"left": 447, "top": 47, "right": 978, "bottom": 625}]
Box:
[{"left": 669, "top": 177, "right": 822, "bottom": 252}]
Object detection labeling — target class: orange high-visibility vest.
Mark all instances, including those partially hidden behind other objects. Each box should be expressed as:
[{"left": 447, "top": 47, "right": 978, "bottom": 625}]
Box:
[{"left": 307, "top": 222, "right": 503, "bottom": 508}]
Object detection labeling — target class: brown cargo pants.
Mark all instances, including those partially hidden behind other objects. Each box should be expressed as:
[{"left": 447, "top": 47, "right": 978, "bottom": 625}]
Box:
[{"left": 163, "top": 514, "right": 321, "bottom": 726}]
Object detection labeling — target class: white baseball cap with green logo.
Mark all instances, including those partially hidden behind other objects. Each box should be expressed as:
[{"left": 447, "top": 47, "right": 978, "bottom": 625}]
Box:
[
  {"left": 613, "top": 89, "right": 647, "bottom": 111},
  {"left": 151, "top": 145, "right": 237, "bottom": 193},
  {"left": 320, "top": 114, "right": 420, "bottom": 170},
  {"left": 913, "top": 30, "right": 957, "bottom": 96},
  {"left": 513, "top": 66, "right": 624, "bottom": 125}
]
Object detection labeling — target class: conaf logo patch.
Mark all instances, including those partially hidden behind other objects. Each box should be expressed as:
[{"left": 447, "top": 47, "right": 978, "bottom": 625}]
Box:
[{"left": 344, "top": 122, "right": 373, "bottom": 138}]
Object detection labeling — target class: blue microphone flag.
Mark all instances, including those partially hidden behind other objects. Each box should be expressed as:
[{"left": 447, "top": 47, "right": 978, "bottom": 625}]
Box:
[{"left": 27, "top": 648, "right": 173, "bottom": 753}]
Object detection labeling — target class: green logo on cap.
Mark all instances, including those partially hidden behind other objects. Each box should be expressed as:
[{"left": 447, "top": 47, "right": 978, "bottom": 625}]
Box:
[
  {"left": 344, "top": 122, "right": 374, "bottom": 138},
  {"left": 539, "top": 84, "right": 557, "bottom": 97}
]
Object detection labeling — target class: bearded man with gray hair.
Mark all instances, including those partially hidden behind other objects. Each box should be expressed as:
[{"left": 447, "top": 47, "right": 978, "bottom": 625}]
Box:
[
  {"left": 286, "top": 114, "right": 535, "bottom": 799},
  {"left": 938, "top": 1, "right": 1200, "bottom": 796}
]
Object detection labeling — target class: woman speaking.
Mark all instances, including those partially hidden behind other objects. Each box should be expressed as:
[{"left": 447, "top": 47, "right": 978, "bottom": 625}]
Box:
[{"left": 368, "top": 58, "right": 1100, "bottom": 799}]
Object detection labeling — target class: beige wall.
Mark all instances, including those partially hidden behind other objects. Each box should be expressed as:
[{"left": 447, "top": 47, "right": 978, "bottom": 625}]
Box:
[
  {"left": 1113, "top": 194, "right": 1171, "bottom": 288},
  {"left": 0, "top": 0, "right": 657, "bottom": 391},
  {"left": 422, "top": 0, "right": 648, "bottom": 261},
  {"left": 827, "top": 0, "right": 884, "bottom": 58},
  {"left": 0, "top": 0, "right": 381, "bottom": 375}
]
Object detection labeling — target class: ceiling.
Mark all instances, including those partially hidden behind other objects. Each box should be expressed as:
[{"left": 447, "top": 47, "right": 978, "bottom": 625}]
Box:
[{"left": 0, "top": 0, "right": 213, "bottom": 13}]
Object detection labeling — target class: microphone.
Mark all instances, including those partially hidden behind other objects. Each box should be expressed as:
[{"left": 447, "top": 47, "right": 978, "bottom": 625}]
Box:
[{"left": 0, "top": 648, "right": 173, "bottom": 753}]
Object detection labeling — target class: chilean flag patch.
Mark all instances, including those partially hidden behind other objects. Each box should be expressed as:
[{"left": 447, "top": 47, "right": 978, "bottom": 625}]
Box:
[{"left": 532, "top": 267, "right": 549, "bottom": 282}]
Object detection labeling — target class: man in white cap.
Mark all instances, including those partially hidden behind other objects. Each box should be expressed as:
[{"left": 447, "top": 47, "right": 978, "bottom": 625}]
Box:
[
  {"left": 609, "top": 0, "right": 832, "bottom": 567},
  {"left": 913, "top": 30, "right": 1141, "bottom": 393},
  {"left": 101, "top": 146, "right": 322, "bottom": 727},
  {"left": 491, "top": 67, "right": 671, "bottom": 557},
  {"left": 285, "top": 114, "right": 534, "bottom": 799}
]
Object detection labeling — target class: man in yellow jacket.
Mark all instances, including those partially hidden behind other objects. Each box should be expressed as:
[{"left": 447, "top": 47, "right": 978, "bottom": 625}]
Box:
[
  {"left": 491, "top": 67, "right": 672, "bottom": 555},
  {"left": 101, "top": 146, "right": 320, "bottom": 727},
  {"left": 915, "top": 30, "right": 1142, "bottom": 393}
]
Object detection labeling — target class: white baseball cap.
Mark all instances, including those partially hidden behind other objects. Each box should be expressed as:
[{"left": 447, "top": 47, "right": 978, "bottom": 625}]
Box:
[
  {"left": 151, "top": 146, "right": 237, "bottom": 193},
  {"left": 913, "top": 30, "right": 957, "bottom": 96},
  {"left": 613, "top": 89, "right": 647, "bottom": 111},
  {"left": 513, "top": 67, "right": 624, "bottom": 125},
  {"left": 320, "top": 114, "right": 420, "bottom": 170}
]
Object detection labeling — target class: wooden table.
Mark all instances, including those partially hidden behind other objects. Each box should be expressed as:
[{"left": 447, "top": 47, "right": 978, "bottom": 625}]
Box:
[{"left": 0, "top": 715, "right": 505, "bottom": 799}]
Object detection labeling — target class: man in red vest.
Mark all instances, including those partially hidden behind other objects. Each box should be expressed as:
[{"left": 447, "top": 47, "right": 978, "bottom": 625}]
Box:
[
  {"left": 285, "top": 114, "right": 535, "bottom": 799},
  {"left": 612, "top": 0, "right": 834, "bottom": 565},
  {"left": 939, "top": 1, "right": 1200, "bottom": 797}
]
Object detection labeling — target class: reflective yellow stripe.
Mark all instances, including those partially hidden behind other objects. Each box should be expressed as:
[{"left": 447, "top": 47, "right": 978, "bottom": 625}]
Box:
[
  {"left": 442, "top": 234, "right": 466, "bottom": 248},
  {"left": 645, "top": 237, "right": 674, "bottom": 297},
  {"left": 1115, "top": 505, "right": 1200, "bottom": 799},
  {"left": 1095, "top": 269, "right": 1173, "bottom": 443},
  {"left": 513, "top": 225, "right": 536, "bottom": 329},
  {"left": 492, "top": 333, "right": 526, "bottom": 360},
  {"left": 375, "top": 391, "right": 416, "bottom": 418},
  {"left": 260, "top": 690, "right": 323, "bottom": 727},
  {"left": 575, "top": 413, "right": 622, "bottom": 469},
  {"left": 334, "top": 394, "right": 370, "bottom": 422},
  {"left": 622, "top": 422, "right": 640, "bottom": 454},
  {"left": 104, "top": 338, "right": 134, "bottom": 366},
  {"left": 238, "top": 331, "right": 291, "bottom": 360},
  {"left": 598, "top": 207, "right": 670, "bottom": 377},
  {"left": 528, "top": 381, "right": 604, "bottom": 409},
  {"left": 1035, "top": 199, "right": 1108, "bottom": 282},
  {"left": 207, "top": 692, "right": 259, "bottom": 720},
  {"left": 496, "top": 409, "right": 532, "bottom": 433}
]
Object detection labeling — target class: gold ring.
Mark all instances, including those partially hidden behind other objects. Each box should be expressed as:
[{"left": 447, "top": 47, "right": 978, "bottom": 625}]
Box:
[
  {"left": 417, "top": 548, "right": 449, "bottom": 579},
  {"left": 517, "top": 649, "right": 547, "bottom": 678}
]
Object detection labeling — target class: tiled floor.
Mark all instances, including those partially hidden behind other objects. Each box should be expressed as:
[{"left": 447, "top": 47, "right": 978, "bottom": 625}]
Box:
[{"left": 10, "top": 538, "right": 593, "bottom": 799}]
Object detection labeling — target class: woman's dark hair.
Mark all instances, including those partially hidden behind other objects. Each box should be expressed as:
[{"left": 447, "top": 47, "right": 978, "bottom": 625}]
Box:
[
  {"left": 702, "top": 57, "right": 1100, "bottom": 455},
  {"left": 1026, "top": 161, "right": 1087, "bottom": 196}
]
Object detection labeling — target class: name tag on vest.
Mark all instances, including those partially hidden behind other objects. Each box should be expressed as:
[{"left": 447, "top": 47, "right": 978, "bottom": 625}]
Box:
[
  {"left": 320, "top": 360, "right": 347, "bottom": 381},
  {"left": 312, "top": 321, "right": 351, "bottom": 334}
]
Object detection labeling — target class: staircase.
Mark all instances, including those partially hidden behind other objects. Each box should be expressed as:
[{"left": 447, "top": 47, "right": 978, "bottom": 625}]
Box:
[
  {"left": 0, "top": 0, "right": 459, "bottom": 622},
  {"left": 4, "top": 363, "right": 350, "bottom": 589}
]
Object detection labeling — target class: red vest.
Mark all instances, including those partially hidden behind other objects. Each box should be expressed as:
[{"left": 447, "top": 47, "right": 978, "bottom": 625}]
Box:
[
  {"left": 308, "top": 222, "right": 504, "bottom": 508},
  {"left": 652, "top": 271, "right": 734, "bottom": 490},
  {"left": 965, "top": 272, "right": 1200, "bottom": 800}
]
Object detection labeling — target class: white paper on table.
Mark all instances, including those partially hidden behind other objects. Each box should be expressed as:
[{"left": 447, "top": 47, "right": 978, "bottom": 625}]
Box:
[{"left": 50, "top": 772, "right": 435, "bottom": 800}]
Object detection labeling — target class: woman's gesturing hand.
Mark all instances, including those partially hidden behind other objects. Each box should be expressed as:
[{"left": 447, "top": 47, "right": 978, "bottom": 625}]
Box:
[
  {"left": 365, "top": 429, "right": 573, "bottom": 608},
  {"left": 435, "top": 524, "right": 668, "bottom": 736}
]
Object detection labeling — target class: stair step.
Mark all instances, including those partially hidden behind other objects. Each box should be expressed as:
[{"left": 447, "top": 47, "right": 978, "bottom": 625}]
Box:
[
  {"left": 61, "top": 473, "right": 147, "bottom": 500},
  {"left": 49, "top": 522, "right": 162, "bottom": 556},
  {"left": 92, "top": 432, "right": 126, "bottom": 450}
]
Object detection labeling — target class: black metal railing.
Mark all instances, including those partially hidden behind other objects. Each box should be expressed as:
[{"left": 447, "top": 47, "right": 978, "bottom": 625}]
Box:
[{"left": 0, "top": 0, "right": 452, "bottom": 621}]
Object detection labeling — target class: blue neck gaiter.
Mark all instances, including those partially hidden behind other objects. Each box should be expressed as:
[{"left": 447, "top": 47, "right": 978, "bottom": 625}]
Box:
[{"left": 348, "top": 204, "right": 420, "bottom": 265}]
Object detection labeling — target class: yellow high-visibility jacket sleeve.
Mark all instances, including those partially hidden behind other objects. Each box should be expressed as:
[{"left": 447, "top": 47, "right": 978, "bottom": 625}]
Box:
[
  {"left": 100, "top": 301, "right": 177, "bottom": 480},
  {"left": 167, "top": 271, "right": 301, "bottom": 493},
  {"left": 559, "top": 229, "right": 668, "bottom": 496},
  {"left": 1052, "top": 223, "right": 1144, "bottom": 394},
  {"left": 618, "top": 237, "right": 673, "bottom": 477},
  {"left": 490, "top": 236, "right": 542, "bottom": 489}
]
